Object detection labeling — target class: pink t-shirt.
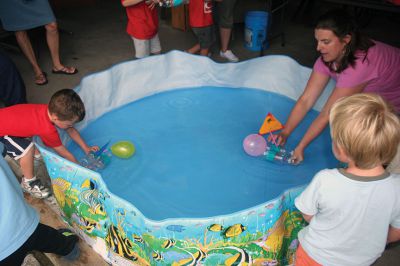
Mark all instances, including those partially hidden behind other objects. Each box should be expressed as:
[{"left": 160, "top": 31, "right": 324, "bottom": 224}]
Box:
[{"left": 314, "top": 41, "right": 400, "bottom": 112}]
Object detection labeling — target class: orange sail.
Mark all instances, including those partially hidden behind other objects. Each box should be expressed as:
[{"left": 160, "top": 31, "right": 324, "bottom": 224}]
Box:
[{"left": 259, "top": 113, "right": 283, "bottom": 135}]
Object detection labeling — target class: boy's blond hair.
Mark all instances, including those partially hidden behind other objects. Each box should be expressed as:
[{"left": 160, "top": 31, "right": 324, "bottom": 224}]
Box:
[{"left": 330, "top": 93, "right": 400, "bottom": 169}]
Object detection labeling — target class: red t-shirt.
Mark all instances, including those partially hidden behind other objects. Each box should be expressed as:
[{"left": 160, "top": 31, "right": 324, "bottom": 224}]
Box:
[
  {"left": 123, "top": 1, "right": 158, "bottom": 40},
  {"left": 0, "top": 104, "right": 62, "bottom": 148},
  {"left": 188, "top": 0, "right": 213, "bottom": 28}
]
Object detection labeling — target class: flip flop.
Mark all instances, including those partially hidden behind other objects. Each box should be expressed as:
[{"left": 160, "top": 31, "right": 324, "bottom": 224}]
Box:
[
  {"left": 35, "top": 72, "right": 48, "bottom": 86},
  {"left": 52, "top": 66, "right": 78, "bottom": 75}
]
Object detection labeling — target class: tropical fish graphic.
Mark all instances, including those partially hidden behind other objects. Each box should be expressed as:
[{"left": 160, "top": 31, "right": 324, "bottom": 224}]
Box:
[
  {"left": 79, "top": 180, "right": 107, "bottom": 216},
  {"left": 207, "top": 224, "right": 224, "bottom": 232},
  {"left": 171, "top": 249, "right": 206, "bottom": 266},
  {"left": 162, "top": 239, "right": 176, "bottom": 249},
  {"left": 132, "top": 234, "right": 145, "bottom": 244},
  {"left": 152, "top": 250, "right": 164, "bottom": 261},
  {"left": 105, "top": 225, "right": 138, "bottom": 261},
  {"left": 224, "top": 246, "right": 252, "bottom": 266},
  {"left": 166, "top": 224, "right": 186, "bottom": 232},
  {"left": 222, "top": 224, "right": 247, "bottom": 239},
  {"left": 52, "top": 178, "right": 71, "bottom": 208},
  {"left": 225, "top": 252, "right": 251, "bottom": 266},
  {"left": 72, "top": 215, "right": 98, "bottom": 234}
]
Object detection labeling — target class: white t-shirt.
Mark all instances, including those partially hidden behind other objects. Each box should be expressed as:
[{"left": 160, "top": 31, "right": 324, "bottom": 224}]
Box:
[{"left": 295, "top": 168, "right": 400, "bottom": 266}]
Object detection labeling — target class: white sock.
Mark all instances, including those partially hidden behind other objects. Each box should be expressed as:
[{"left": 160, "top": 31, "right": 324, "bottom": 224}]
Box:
[{"left": 23, "top": 176, "right": 36, "bottom": 183}]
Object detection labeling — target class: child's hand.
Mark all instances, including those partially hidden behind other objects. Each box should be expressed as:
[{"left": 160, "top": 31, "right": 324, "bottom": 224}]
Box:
[
  {"left": 146, "top": 0, "right": 159, "bottom": 9},
  {"left": 84, "top": 145, "right": 99, "bottom": 155},
  {"left": 90, "top": 146, "right": 100, "bottom": 152}
]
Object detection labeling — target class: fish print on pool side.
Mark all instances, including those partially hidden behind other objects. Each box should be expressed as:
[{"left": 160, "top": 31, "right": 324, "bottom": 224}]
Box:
[{"left": 39, "top": 146, "right": 308, "bottom": 265}]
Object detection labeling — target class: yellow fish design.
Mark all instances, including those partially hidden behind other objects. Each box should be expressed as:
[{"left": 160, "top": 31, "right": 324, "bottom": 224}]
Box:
[
  {"left": 162, "top": 239, "right": 176, "bottom": 249},
  {"left": 105, "top": 225, "right": 138, "bottom": 261},
  {"left": 152, "top": 251, "right": 164, "bottom": 261},
  {"left": 52, "top": 178, "right": 71, "bottom": 208},
  {"left": 207, "top": 223, "right": 224, "bottom": 232},
  {"left": 222, "top": 224, "right": 247, "bottom": 239}
]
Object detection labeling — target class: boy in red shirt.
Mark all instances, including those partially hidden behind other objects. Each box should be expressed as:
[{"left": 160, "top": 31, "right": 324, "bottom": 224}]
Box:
[
  {"left": 121, "top": 0, "right": 161, "bottom": 59},
  {"left": 186, "top": 0, "right": 215, "bottom": 56},
  {"left": 0, "top": 89, "right": 98, "bottom": 199}
]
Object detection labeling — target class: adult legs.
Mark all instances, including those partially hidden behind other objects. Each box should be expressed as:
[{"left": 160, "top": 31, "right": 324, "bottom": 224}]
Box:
[
  {"left": 45, "top": 22, "right": 76, "bottom": 73},
  {"left": 45, "top": 22, "right": 62, "bottom": 70},
  {"left": 15, "top": 30, "right": 43, "bottom": 78}
]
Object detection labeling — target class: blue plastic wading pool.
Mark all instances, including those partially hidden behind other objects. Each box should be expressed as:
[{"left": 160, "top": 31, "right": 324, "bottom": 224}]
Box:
[{"left": 37, "top": 52, "right": 337, "bottom": 266}]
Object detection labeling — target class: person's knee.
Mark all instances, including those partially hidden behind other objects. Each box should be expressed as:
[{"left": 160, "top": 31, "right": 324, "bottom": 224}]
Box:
[{"left": 45, "top": 22, "right": 58, "bottom": 33}]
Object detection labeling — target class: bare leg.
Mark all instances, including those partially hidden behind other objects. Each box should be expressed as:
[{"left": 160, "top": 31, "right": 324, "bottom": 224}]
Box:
[
  {"left": 199, "top": 48, "right": 210, "bottom": 56},
  {"left": 219, "top": 27, "right": 232, "bottom": 52},
  {"left": 187, "top": 43, "right": 201, "bottom": 54},
  {"left": 45, "top": 22, "right": 63, "bottom": 70},
  {"left": 19, "top": 145, "right": 35, "bottom": 180},
  {"left": 15, "top": 31, "right": 43, "bottom": 77}
]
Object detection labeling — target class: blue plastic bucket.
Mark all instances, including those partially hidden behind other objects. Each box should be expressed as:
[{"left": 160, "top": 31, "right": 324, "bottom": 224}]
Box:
[{"left": 244, "top": 11, "right": 269, "bottom": 51}]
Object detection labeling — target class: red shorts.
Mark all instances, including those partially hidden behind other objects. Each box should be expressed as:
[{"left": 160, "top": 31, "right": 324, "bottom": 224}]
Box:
[{"left": 295, "top": 244, "right": 322, "bottom": 266}]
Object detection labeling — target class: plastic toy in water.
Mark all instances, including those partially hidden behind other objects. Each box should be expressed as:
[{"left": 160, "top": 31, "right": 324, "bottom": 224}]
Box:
[
  {"left": 243, "top": 134, "right": 267, "bottom": 157},
  {"left": 263, "top": 143, "right": 294, "bottom": 164},
  {"left": 111, "top": 141, "right": 136, "bottom": 159},
  {"left": 259, "top": 113, "right": 284, "bottom": 135},
  {"left": 243, "top": 112, "right": 294, "bottom": 164},
  {"left": 80, "top": 142, "right": 112, "bottom": 171}
]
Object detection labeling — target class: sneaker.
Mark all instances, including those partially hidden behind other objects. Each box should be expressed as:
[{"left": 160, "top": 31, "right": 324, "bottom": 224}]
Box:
[
  {"left": 219, "top": 50, "right": 239, "bottom": 62},
  {"left": 21, "top": 178, "right": 50, "bottom": 199},
  {"left": 58, "top": 229, "right": 80, "bottom": 261}
]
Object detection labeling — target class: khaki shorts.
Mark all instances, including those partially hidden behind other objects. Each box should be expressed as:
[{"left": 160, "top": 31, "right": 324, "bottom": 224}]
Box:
[{"left": 131, "top": 34, "right": 162, "bottom": 59}]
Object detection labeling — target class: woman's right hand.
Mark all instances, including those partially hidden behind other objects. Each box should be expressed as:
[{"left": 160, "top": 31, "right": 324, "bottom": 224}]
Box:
[{"left": 268, "top": 131, "right": 289, "bottom": 146}]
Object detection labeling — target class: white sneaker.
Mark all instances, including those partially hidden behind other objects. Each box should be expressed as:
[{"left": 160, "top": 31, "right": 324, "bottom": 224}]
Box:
[
  {"left": 21, "top": 177, "right": 50, "bottom": 199},
  {"left": 219, "top": 50, "right": 239, "bottom": 62}
]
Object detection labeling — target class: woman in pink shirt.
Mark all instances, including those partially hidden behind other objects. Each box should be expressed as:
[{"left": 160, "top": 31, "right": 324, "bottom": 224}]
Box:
[{"left": 272, "top": 9, "right": 400, "bottom": 164}]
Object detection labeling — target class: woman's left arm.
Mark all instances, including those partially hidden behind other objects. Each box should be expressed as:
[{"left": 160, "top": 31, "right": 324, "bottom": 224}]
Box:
[{"left": 293, "top": 82, "right": 367, "bottom": 163}]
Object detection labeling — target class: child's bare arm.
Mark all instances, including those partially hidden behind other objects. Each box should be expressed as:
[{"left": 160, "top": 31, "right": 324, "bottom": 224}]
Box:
[
  {"left": 53, "top": 145, "right": 79, "bottom": 164},
  {"left": 65, "top": 127, "right": 99, "bottom": 155},
  {"left": 301, "top": 212, "right": 314, "bottom": 223},
  {"left": 122, "top": 0, "right": 144, "bottom": 7},
  {"left": 387, "top": 225, "right": 400, "bottom": 244}
]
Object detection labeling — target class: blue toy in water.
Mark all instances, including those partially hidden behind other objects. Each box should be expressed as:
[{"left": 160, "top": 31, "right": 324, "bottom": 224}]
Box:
[
  {"left": 263, "top": 143, "right": 294, "bottom": 164},
  {"left": 80, "top": 142, "right": 112, "bottom": 171},
  {"left": 157, "top": 0, "right": 187, "bottom": 7}
]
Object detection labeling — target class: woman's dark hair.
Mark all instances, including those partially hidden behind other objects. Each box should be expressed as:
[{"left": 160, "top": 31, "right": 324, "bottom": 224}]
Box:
[
  {"left": 315, "top": 9, "right": 375, "bottom": 73},
  {"left": 48, "top": 89, "right": 85, "bottom": 121}
]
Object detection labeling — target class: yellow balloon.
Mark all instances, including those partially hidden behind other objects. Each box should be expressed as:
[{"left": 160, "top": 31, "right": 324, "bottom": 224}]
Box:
[{"left": 111, "top": 141, "right": 135, "bottom": 159}]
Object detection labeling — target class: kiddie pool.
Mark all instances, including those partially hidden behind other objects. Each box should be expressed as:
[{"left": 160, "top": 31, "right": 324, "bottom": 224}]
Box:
[{"left": 37, "top": 51, "right": 336, "bottom": 266}]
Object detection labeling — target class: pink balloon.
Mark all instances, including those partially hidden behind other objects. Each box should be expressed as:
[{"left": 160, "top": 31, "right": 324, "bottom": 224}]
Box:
[{"left": 243, "top": 134, "right": 267, "bottom": 156}]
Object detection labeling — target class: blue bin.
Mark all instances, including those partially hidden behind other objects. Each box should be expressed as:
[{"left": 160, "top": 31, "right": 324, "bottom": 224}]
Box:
[{"left": 244, "top": 11, "right": 269, "bottom": 51}]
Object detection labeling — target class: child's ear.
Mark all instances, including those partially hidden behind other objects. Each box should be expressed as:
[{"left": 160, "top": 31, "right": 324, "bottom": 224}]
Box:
[{"left": 49, "top": 113, "right": 58, "bottom": 122}]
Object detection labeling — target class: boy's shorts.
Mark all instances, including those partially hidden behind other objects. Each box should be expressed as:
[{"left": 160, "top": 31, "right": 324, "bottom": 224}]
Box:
[
  {"left": 131, "top": 34, "right": 161, "bottom": 59},
  {"left": 192, "top": 25, "right": 215, "bottom": 49},
  {"left": 0, "top": 136, "right": 34, "bottom": 160},
  {"left": 295, "top": 244, "right": 322, "bottom": 266},
  {"left": 216, "top": 0, "right": 237, "bottom": 28}
]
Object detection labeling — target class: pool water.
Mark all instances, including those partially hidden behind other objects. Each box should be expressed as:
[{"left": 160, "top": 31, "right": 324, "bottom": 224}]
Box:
[{"left": 69, "top": 86, "right": 337, "bottom": 220}]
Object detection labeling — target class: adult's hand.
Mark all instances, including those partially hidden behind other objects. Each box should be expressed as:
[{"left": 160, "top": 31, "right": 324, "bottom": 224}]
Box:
[
  {"left": 291, "top": 146, "right": 304, "bottom": 165},
  {"left": 268, "top": 131, "right": 289, "bottom": 146}
]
